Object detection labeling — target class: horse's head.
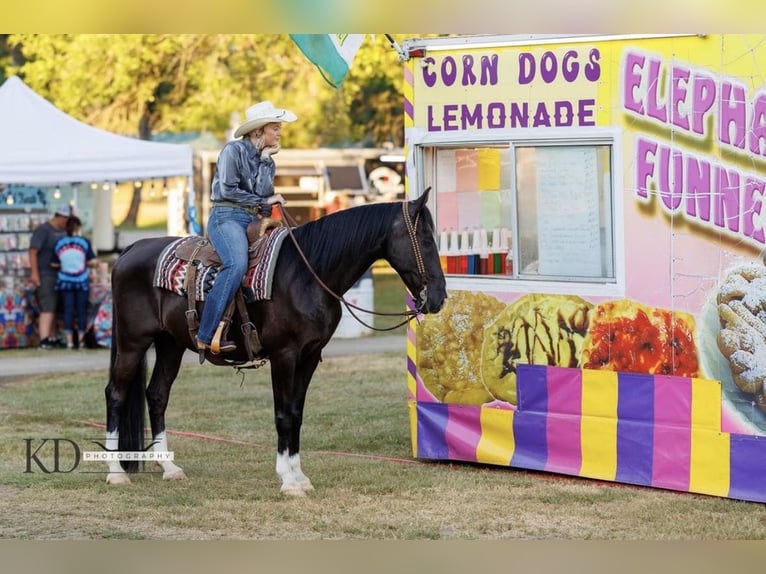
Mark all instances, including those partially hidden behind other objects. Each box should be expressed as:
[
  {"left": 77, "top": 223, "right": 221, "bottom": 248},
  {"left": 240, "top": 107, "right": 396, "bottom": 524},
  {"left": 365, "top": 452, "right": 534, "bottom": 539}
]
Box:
[{"left": 387, "top": 187, "right": 447, "bottom": 314}]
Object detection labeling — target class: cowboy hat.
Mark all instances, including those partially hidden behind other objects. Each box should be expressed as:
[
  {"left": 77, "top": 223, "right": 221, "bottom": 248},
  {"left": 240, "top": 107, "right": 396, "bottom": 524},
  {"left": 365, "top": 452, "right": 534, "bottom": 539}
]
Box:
[{"left": 233, "top": 101, "right": 297, "bottom": 138}]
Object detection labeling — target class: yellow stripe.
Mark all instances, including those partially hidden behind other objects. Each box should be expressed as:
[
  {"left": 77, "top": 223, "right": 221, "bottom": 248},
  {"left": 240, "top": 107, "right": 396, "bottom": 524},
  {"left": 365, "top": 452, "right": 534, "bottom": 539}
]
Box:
[
  {"left": 406, "top": 326, "right": 417, "bottom": 398},
  {"left": 408, "top": 400, "right": 418, "bottom": 458},
  {"left": 689, "top": 377, "right": 730, "bottom": 496},
  {"left": 476, "top": 406, "right": 515, "bottom": 466},
  {"left": 580, "top": 369, "right": 618, "bottom": 480}
]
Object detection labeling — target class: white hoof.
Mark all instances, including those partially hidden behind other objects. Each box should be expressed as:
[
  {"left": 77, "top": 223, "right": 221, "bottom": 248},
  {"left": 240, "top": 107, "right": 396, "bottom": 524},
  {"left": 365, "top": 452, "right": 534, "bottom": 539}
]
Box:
[
  {"left": 280, "top": 484, "right": 307, "bottom": 497},
  {"left": 299, "top": 479, "right": 315, "bottom": 492},
  {"left": 163, "top": 468, "right": 187, "bottom": 481},
  {"left": 106, "top": 472, "right": 131, "bottom": 485}
]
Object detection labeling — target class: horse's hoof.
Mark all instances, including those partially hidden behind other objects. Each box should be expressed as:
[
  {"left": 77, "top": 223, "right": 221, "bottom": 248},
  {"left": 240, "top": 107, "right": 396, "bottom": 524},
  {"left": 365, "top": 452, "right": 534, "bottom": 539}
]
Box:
[
  {"left": 163, "top": 468, "right": 187, "bottom": 481},
  {"left": 280, "top": 485, "right": 307, "bottom": 497},
  {"left": 106, "top": 472, "right": 131, "bottom": 485},
  {"left": 299, "top": 480, "right": 315, "bottom": 492}
]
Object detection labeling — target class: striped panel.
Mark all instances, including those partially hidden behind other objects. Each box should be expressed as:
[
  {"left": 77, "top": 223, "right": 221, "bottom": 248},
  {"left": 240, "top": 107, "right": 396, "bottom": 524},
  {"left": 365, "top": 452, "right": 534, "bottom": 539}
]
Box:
[
  {"left": 416, "top": 403, "right": 449, "bottom": 460},
  {"left": 689, "top": 377, "right": 730, "bottom": 496},
  {"left": 652, "top": 376, "right": 691, "bottom": 491},
  {"left": 476, "top": 407, "right": 515, "bottom": 466},
  {"left": 544, "top": 367, "right": 582, "bottom": 475},
  {"left": 511, "top": 365, "right": 548, "bottom": 471},
  {"left": 728, "top": 434, "right": 766, "bottom": 501},
  {"left": 406, "top": 323, "right": 417, "bottom": 400},
  {"left": 615, "top": 372, "right": 655, "bottom": 486},
  {"left": 445, "top": 404, "right": 482, "bottom": 462},
  {"left": 580, "top": 369, "right": 619, "bottom": 480}
]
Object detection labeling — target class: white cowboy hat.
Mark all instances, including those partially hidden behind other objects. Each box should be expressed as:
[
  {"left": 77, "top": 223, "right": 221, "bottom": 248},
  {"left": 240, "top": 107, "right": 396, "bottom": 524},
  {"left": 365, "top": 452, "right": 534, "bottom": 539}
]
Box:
[{"left": 233, "top": 101, "right": 297, "bottom": 138}]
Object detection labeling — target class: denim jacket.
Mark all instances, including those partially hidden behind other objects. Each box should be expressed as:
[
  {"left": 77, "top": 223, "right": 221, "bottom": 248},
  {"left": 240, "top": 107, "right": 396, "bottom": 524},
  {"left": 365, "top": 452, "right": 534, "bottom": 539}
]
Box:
[{"left": 210, "top": 137, "right": 276, "bottom": 208}]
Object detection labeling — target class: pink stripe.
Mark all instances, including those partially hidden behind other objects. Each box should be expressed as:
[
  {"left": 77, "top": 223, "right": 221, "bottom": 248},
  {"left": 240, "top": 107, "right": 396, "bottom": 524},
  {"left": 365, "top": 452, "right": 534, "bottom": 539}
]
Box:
[
  {"left": 545, "top": 367, "right": 582, "bottom": 474},
  {"left": 445, "top": 404, "right": 483, "bottom": 462},
  {"left": 404, "top": 64, "right": 413, "bottom": 86},
  {"left": 652, "top": 376, "right": 691, "bottom": 490}
]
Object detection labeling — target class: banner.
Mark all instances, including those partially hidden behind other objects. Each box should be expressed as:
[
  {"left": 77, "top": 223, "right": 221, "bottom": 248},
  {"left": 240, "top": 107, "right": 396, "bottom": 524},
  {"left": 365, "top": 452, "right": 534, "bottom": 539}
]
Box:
[{"left": 290, "top": 34, "right": 365, "bottom": 88}]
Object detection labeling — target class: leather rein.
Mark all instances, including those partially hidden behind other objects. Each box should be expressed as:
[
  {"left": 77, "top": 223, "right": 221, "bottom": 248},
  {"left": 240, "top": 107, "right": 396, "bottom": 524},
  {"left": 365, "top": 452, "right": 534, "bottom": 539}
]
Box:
[{"left": 276, "top": 202, "right": 428, "bottom": 332}]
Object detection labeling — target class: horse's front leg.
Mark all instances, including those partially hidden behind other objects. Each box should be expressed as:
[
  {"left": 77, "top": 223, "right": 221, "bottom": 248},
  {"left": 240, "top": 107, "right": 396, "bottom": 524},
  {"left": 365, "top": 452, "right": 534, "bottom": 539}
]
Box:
[{"left": 272, "top": 353, "right": 320, "bottom": 496}]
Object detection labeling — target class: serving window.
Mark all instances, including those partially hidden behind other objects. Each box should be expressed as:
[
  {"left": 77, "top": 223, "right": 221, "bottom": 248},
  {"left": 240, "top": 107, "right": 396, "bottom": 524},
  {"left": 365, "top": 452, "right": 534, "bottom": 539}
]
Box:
[{"left": 415, "top": 130, "right": 622, "bottom": 294}]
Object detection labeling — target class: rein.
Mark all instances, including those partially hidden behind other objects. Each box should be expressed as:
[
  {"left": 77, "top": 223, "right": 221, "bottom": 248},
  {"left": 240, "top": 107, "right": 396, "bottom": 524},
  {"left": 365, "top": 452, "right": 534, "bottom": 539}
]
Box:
[{"left": 276, "top": 202, "right": 425, "bottom": 332}]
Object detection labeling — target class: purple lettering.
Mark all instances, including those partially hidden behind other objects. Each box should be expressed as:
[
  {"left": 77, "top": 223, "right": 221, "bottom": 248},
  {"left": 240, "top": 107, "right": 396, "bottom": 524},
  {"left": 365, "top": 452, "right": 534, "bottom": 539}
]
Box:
[
  {"left": 670, "top": 66, "right": 690, "bottom": 131},
  {"left": 422, "top": 57, "right": 437, "bottom": 88},
  {"left": 719, "top": 81, "right": 747, "bottom": 149},
  {"left": 584, "top": 48, "right": 601, "bottom": 82},
  {"left": 686, "top": 155, "right": 711, "bottom": 219},
  {"left": 554, "top": 100, "right": 573, "bottom": 126},
  {"left": 487, "top": 102, "right": 505, "bottom": 128},
  {"left": 533, "top": 102, "right": 551, "bottom": 127},
  {"left": 443, "top": 104, "right": 458, "bottom": 130},
  {"left": 510, "top": 102, "right": 529, "bottom": 127},
  {"left": 748, "top": 93, "right": 766, "bottom": 156},
  {"left": 480, "top": 54, "right": 499, "bottom": 86},
  {"left": 714, "top": 166, "right": 741, "bottom": 231},
  {"left": 427, "top": 105, "right": 441, "bottom": 132},
  {"left": 658, "top": 145, "right": 684, "bottom": 210},
  {"left": 636, "top": 137, "right": 657, "bottom": 199},
  {"left": 562, "top": 50, "right": 579, "bottom": 82},
  {"left": 461, "top": 103, "right": 483, "bottom": 129},
  {"left": 578, "top": 99, "right": 595, "bottom": 126},
  {"left": 691, "top": 72, "right": 716, "bottom": 135},
  {"left": 518, "top": 52, "right": 535, "bottom": 85},
  {"left": 461, "top": 55, "right": 477, "bottom": 86},
  {"left": 646, "top": 57, "right": 667, "bottom": 123},
  {"left": 540, "top": 51, "right": 557, "bottom": 84},
  {"left": 441, "top": 56, "right": 457, "bottom": 87},
  {"left": 744, "top": 178, "right": 766, "bottom": 243},
  {"left": 623, "top": 51, "right": 645, "bottom": 115}
]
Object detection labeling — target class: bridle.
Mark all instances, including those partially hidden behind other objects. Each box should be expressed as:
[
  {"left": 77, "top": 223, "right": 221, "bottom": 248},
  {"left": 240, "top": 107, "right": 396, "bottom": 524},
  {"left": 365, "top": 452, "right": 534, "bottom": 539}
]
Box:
[{"left": 276, "top": 201, "right": 429, "bottom": 331}]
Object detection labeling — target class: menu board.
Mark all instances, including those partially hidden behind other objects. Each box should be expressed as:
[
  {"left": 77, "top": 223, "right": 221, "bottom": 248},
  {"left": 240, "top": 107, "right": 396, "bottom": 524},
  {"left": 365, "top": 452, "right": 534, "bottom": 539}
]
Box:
[{"left": 535, "top": 147, "right": 602, "bottom": 276}]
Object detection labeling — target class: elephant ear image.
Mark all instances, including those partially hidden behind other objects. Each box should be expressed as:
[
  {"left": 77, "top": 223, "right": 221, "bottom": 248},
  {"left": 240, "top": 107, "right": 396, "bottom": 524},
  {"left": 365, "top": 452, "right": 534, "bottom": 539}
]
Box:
[{"left": 481, "top": 293, "right": 593, "bottom": 405}]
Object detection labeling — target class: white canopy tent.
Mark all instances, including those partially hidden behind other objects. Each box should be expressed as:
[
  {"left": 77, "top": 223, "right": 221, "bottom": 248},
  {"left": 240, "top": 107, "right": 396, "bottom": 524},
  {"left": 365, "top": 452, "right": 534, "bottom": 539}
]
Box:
[{"left": 0, "top": 75, "right": 194, "bottom": 249}]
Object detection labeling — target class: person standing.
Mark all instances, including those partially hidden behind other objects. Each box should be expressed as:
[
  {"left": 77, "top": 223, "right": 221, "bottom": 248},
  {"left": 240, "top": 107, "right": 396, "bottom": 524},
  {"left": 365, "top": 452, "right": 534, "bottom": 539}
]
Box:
[
  {"left": 195, "top": 100, "right": 296, "bottom": 355},
  {"left": 28, "top": 205, "right": 68, "bottom": 349},
  {"left": 52, "top": 215, "right": 98, "bottom": 349}
]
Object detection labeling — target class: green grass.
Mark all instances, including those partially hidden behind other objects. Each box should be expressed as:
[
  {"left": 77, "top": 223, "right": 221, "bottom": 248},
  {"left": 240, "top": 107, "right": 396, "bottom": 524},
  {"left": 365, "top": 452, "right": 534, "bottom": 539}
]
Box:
[
  {"left": 372, "top": 265, "right": 408, "bottom": 336},
  {"left": 2, "top": 355, "right": 766, "bottom": 540}
]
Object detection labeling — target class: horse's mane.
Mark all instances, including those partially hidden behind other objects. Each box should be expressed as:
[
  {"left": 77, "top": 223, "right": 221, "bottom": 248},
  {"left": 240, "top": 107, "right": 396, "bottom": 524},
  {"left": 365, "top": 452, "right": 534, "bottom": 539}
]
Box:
[{"left": 290, "top": 201, "right": 402, "bottom": 275}]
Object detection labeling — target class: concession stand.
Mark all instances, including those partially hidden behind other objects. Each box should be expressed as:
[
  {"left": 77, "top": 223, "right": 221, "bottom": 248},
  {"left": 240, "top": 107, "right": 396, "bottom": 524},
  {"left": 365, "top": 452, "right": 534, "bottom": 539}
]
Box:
[{"left": 402, "top": 34, "right": 766, "bottom": 503}]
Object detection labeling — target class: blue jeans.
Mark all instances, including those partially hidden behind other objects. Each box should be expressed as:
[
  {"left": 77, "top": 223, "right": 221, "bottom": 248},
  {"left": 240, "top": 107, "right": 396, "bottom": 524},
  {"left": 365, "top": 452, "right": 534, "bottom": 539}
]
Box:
[
  {"left": 196, "top": 206, "right": 256, "bottom": 344},
  {"left": 60, "top": 288, "right": 89, "bottom": 334}
]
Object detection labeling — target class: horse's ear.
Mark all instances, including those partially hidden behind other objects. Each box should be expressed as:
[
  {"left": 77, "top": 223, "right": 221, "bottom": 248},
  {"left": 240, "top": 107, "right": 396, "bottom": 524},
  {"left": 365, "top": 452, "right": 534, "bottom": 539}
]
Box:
[{"left": 410, "top": 186, "right": 431, "bottom": 214}]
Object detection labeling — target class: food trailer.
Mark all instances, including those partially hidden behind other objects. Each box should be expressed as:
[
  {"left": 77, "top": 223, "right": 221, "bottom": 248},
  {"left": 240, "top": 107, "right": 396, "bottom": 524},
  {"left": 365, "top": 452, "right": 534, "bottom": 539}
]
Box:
[{"left": 402, "top": 34, "right": 766, "bottom": 503}]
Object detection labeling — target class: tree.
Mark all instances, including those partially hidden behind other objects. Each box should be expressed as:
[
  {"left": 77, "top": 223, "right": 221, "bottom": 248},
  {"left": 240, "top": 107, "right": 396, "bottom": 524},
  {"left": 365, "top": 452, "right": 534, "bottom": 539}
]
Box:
[{"left": 4, "top": 34, "right": 413, "bottom": 224}]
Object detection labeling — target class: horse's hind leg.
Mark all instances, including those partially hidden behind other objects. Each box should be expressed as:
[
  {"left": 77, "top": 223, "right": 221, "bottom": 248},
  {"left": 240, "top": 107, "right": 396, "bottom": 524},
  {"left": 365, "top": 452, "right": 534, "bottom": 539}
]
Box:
[
  {"left": 146, "top": 333, "right": 187, "bottom": 481},
  {"left": 105, "top": 341, "right": 150, "bottom": 485}
]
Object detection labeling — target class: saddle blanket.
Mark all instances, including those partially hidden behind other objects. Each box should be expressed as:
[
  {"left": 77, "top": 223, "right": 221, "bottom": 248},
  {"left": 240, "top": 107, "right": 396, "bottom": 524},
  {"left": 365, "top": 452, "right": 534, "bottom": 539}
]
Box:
[{"left": 153, "top": 226, "right": 288, "bottom": 301}]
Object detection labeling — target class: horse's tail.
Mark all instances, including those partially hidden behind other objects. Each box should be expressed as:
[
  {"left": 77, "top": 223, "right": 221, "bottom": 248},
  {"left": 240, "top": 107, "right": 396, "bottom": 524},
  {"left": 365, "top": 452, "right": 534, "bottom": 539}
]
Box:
[{"left": 111, "top": 341, "right": 147, "bottom": 473}]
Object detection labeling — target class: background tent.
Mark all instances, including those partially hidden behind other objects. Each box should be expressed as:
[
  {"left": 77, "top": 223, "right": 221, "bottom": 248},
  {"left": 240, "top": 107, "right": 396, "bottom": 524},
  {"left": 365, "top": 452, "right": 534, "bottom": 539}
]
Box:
[
  {"left": 0, "top": 75, "right": 194, "bottom": 249},
  {"left": 0, "top": 75, "right": 192, "bottom": 184}
]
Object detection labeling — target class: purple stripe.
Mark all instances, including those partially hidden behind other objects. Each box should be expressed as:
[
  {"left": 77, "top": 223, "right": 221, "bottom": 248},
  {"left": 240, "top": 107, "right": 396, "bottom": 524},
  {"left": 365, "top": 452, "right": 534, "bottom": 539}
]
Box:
[
  {"left": 511, "top": 365, "right": 548, "bottom": 470},
  {"left": 729, "top": 434, "right": 766, "bottom": 502},
  {"left": 404, "top": 97, "right": 414, "bottom": 120},
  {"left": 445, "top": 404, "right": 483, "bottom": 462},
  {"left": 545, "top": 367, "right": 582, "bottom": 475},
  {"left": 416, "top": 403, "right": 449, "bottom": 460},
  {"left": 615, "top": 372, "right": 654, "bottom": 486}
]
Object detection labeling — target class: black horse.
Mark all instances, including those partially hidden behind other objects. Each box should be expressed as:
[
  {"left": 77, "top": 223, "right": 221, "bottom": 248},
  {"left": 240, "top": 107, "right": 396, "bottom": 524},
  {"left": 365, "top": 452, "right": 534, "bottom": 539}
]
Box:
[{"left": 103, "top": 189, "right": 447, "bottom": 495}]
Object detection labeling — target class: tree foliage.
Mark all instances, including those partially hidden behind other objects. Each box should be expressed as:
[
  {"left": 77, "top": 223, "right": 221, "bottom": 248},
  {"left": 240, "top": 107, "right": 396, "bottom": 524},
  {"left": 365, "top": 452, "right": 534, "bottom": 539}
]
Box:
[{"left": 4, "top": 34, "right": 409, "bottom": 148}]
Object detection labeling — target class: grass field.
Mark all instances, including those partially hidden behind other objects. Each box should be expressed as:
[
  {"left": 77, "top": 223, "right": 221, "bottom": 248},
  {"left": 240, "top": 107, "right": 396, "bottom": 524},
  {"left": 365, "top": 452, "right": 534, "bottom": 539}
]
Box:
[{"left": 2, "top": 353, "right": 766, "bottom": 540}]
